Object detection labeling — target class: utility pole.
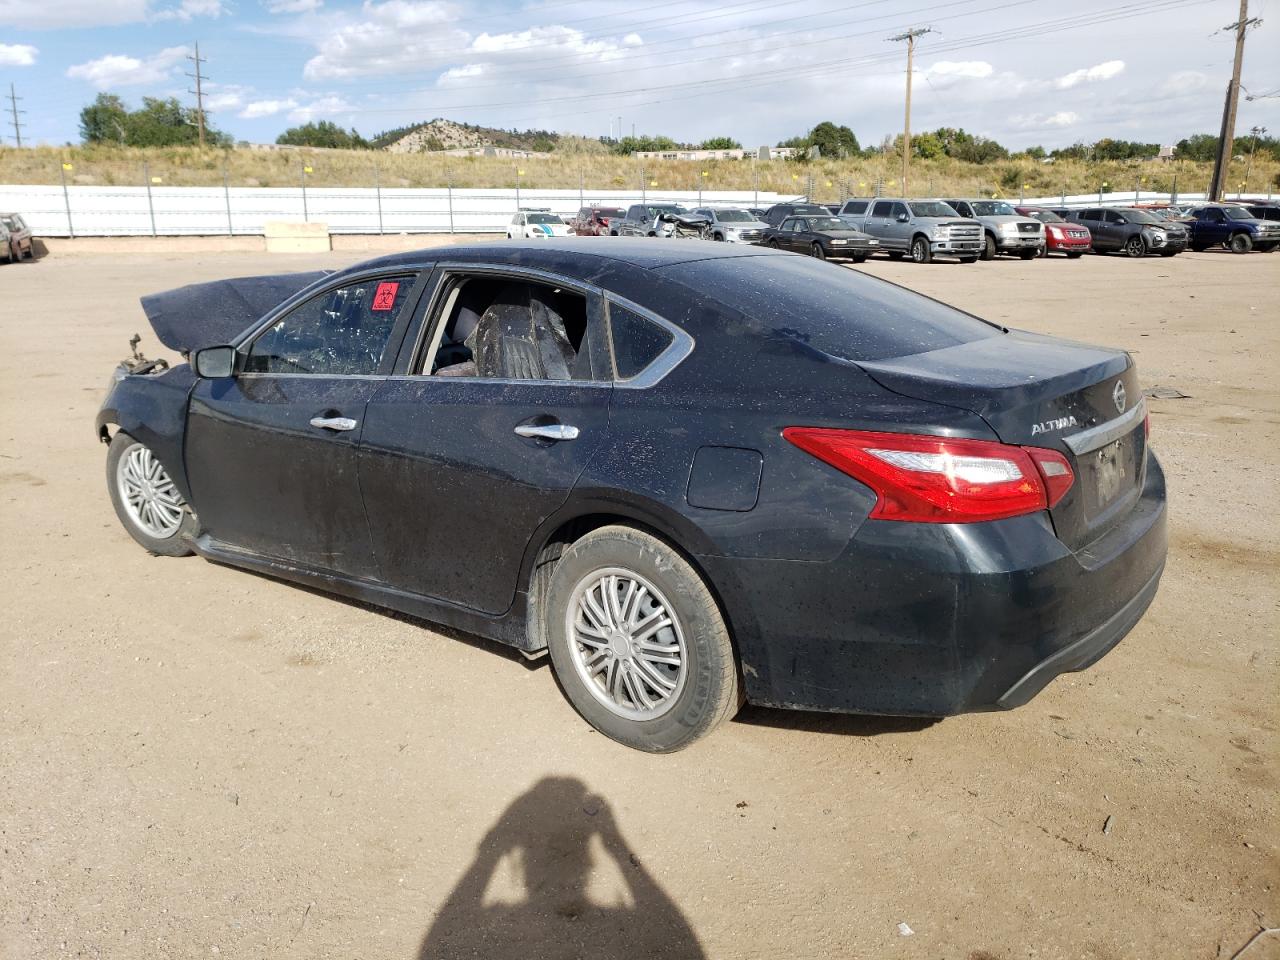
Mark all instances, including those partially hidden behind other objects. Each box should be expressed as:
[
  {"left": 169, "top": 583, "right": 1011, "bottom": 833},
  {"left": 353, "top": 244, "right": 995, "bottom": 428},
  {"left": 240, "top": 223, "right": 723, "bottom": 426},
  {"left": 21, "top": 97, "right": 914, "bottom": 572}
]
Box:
[
  {"left": 1208, "top": 0, "right": 1260, "bottom": 200},
  {"left": 7, "top": 83, "right": 25, "bottom": 147},
  {"left": 186, "top": 42, "right": 208, "bottom": 147},
  {"left": 1243, "top": 125, "right": 1267, "bottom": 192},
  {"left": 889, "top": 27, "right": 933, "bottom": 197}
]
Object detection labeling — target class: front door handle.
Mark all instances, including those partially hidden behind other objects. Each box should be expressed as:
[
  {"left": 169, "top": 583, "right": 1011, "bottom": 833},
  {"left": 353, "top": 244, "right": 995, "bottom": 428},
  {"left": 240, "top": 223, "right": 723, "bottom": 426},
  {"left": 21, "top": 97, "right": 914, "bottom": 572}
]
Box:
[
  {"left": 514, "top": 423, "right": 580, "bottom": 441},
  {"left": 310, "top": 416, "right": 358, "bottom": 432}
]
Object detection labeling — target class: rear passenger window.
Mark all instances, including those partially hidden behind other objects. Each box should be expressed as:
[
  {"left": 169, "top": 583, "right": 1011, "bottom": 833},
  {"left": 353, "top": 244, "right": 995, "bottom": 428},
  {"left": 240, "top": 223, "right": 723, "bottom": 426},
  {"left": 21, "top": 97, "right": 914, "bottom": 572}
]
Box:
[
  {"left": 608, "top": 303, "right": 674, "bottom": 380},
  {"left": 245, "top": 275, "right": 414, "bottom": 375},
  {"left": 872, "top": 201, "right": 893, "bottom": 217},
  {"left": 843, "top": 201, "right": 867, "bottom": 215}
]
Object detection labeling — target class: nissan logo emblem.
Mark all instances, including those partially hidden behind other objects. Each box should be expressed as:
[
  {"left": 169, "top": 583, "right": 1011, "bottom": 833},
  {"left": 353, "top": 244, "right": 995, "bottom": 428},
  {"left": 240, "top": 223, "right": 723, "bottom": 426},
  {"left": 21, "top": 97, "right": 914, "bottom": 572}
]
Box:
[{"left": 1113, "top": 380, "right": 1127, "bottom": 414}]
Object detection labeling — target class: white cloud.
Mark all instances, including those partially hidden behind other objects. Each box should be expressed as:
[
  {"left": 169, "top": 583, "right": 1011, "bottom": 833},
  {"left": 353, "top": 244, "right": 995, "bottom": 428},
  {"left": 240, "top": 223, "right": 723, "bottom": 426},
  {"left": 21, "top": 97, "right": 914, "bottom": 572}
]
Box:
[
  {"left": 263, "top": 0, "right": 321, "bottom": 11},
  {"left": 152, "top": 0, "right": 224, "bottom": 19},
  {"left": 622, "top": 32, "right": 641, "bottom": 47},
  {"left": 66, "top": 46, "right": 189, "bottom": 88},
  {"left": 925, "top": 60, "right": 993, "bottom": 80},
  {"left": 1011, "top": 110, "right": 1080, "bottom": 130},
  {"left": 302, "top": 0, "right": 468, "bottom": 79},
  {"left": 1055, "top": 59, "right": 1125, "bottom": 90},
  {"left": 241, "top": 98, "right": 299, "bottom": 118},
  {"left": 287, "top": 95, "right": 355, "bottom": 122},
  {"left": 0, "top": 0, "right": 146, "bottom": 28},
  {"left": 0, "top": 43, "right": 38, "bottom": 65},
  {"left": 1045, "top": 111, "right": 1078, "bottom": 127},
  {"left": 1161, "top": 70, "right": 1206, "bottom": 95}
]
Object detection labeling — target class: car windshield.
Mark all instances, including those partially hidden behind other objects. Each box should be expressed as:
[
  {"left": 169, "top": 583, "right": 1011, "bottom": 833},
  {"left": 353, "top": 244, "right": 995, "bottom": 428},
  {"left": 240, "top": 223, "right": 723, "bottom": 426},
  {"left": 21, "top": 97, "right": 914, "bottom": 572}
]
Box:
[
  {"left": 1222, "top": 206, "right": 1254, "bottom": 221},
  {"left": 1025, "top": 210, "right": 1064, "bottom": 223},
  {"left": 659, "top": 256, "right": 1002, "bottom": 363},
  {"left": 647, "top": 205, "right": 686, "bottom": 216},
  {"left": 715, "top": 209, "right": 755, "bottom": 222},
  {"left": 971, "top": 201, "right": 1018, "bottom": 216},
  {"left": 1120, "top": 209, "right": 1160, "bottom": 224},
  {"left": 526, "top": 213, "right": 562, "bottom": 224},
  {"left": 790, "top": 205, "right": 828, "bottom": 215},
  {"left": 909, "top": 201, "right": 959, "bottom": 218},
  {"left": 809, "top": 217, "right": 848, "bottom": 231},
  {"left": 1, "top": 216, "right": 20, "bottom": 230}
]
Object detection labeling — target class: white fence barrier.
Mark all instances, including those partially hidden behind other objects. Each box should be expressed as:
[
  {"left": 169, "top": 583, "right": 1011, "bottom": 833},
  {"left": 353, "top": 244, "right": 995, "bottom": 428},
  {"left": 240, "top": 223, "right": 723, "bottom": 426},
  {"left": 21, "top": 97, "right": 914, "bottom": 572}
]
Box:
[
  {"left": 0, "top": 185, "right": 797, "bottom": 238},
  {"left": 1, "top": 184, "right": 1271, "bottom": 239}
]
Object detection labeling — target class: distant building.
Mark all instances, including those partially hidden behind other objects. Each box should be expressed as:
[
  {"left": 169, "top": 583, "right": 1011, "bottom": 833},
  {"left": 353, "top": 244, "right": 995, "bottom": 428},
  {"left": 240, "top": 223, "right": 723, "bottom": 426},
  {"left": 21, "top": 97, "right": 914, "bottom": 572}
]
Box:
[
  {"left": 1157, "top": 145, "right": 1176, "bottom": 162},
  {"left": 631, "top": 146, "right": 803, "bottom": 161}
]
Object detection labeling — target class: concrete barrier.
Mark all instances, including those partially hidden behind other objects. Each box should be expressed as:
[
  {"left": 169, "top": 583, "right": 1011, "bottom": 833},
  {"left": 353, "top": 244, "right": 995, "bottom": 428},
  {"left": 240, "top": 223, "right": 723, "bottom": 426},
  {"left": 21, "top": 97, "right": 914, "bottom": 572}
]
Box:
[{"left": 264, "top": 221, "right": 331, "bottom": 253}]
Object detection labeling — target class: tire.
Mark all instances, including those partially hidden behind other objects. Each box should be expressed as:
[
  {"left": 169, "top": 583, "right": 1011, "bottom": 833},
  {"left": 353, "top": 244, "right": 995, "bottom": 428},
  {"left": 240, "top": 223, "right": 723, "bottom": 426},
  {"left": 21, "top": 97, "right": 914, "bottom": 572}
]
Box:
[
  {"left": 1256, "top": 242, "right": 1277, "bottom": 253},
  {"left": 1038, "top": 243, "right": 1050, "bottom": 258},
  {"left": 910, "top": 236, "right": 931, "bottom": 263},
  {"left": 811, "top": 242, "right": 826, "bottom": 260},
  {"left": 713, "top": 232, "right": 725, "bottom": 241},
  {"left": 765, "top": 239, "right": 779, "bottom": 249},
  {"left": 1124, "top": 235, "right": 1147, "bottom": 258},
  {"left": 850, "top": 254, "right": 868, "bottom": 264},
  {"left": 1191, "top": 242, "right": 1209, "bottom": 252},
  {"left": 1067, "top": 252, "right": 1084, "bottom": 259},
  {"left": 1228, "top": 232, "right": 1253, "bottom": 254},
  {"left": 980, "top": 234, "right": 997, "bottom": 260},
  {"left": 545, "top": 525, "right": 740, "bottom": 753},
  {"left": 106, "top": 432, "right": 196, "bottom": 557}
]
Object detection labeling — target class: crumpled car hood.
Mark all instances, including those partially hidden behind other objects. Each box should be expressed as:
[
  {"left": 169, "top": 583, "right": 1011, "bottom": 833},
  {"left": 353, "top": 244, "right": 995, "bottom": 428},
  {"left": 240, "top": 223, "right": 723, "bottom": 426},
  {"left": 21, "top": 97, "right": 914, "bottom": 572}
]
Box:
[{"left": 140, "top": 271, "right": 332, "bottom": 354}]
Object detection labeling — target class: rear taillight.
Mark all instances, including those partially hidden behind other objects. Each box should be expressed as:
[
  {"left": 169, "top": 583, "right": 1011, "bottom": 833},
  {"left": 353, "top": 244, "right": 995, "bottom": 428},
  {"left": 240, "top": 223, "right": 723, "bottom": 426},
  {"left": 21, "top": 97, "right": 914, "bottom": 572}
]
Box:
[{"left": 783, "top": 427, "right": 1075, "bottom": 523}]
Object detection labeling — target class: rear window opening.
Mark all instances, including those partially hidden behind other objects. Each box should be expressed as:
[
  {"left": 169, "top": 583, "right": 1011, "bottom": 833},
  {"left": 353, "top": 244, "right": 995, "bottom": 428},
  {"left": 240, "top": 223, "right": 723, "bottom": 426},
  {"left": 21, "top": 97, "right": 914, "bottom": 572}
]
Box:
[{"left": 425, "top": 276, "right": 590, "bottom": 381}]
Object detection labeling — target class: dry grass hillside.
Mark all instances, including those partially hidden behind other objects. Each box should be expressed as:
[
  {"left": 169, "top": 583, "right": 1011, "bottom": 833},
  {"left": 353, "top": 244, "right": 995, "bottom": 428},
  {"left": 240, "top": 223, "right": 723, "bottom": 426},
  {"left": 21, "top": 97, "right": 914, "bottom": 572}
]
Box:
[{"left": 2, "top": 144, "right": 1276, "bottom": 201}]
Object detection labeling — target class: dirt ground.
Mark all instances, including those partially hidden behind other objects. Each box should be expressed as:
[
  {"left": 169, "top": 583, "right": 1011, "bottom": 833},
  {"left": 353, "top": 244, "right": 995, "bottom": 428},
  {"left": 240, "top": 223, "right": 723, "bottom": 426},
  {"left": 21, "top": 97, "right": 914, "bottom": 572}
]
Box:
[{"left": 1, "top": 241, "right": 1276, "bottom": 960}]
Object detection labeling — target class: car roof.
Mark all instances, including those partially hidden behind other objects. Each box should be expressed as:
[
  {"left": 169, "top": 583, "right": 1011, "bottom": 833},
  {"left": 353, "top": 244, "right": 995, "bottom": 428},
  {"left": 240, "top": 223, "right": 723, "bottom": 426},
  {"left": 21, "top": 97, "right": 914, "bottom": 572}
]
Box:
[{"left": 346, "top": 237, "right": 776, "bottom": 273}]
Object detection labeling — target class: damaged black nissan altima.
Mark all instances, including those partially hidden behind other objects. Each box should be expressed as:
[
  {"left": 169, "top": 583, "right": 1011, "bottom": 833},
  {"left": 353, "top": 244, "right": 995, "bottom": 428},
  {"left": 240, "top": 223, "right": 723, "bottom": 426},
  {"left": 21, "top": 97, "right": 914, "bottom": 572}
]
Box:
[{"left": 97, "top": 239, "right": 1167, "bottom": 752}]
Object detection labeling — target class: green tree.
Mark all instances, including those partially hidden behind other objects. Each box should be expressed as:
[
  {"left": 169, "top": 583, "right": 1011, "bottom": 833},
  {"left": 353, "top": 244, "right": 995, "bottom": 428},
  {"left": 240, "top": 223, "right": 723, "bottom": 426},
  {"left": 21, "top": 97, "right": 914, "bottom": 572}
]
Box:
[
  {"left": 1050, "top": 142, "right": 1090, "bottom": 161},
  {"left": 1022, "top": 144, "right": 1046, "bottom": 160},
  {"left": 610, "top": 134, "right": 678, "bottom": 155},
  {"left": 79, "top": 93, "right": 129, "bottom": 144},
  {"left": 699, "top": 136, "right": 741, "bottom": 150},
  {"left": 1175, "top": 133, "right": 1218, "bottom": 162},
  {"left": 276, "top": 120, "right": 369, "bottom": 149},
  {"left": 910, "top": 132, "right": 945, "bottom": 160},
  {"left": 930, "top": 126, "right": 1007, "bottom": 163},
  {"left": 809, "top": 121, "right": 860, "bottom": 158}
]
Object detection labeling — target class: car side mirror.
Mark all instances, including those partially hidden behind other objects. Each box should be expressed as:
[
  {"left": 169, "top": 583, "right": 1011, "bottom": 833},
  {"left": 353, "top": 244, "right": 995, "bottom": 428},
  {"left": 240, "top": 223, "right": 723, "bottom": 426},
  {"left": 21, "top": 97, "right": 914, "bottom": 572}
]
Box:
[
  {"left": 896, "top": 212, "right": 909, "bottom": 222},
  {"left": 194, "top": 344, "right": 238, "bottom": 378},
  {"left": 1115, "top": 217, "right": 1127, "bottom": 225}
]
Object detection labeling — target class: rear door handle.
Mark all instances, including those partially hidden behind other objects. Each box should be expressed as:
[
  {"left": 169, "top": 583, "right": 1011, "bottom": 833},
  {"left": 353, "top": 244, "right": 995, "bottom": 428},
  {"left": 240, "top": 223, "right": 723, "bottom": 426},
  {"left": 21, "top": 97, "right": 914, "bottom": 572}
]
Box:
[
  {"left": 310, "top": 416, "right": 358, "bottom": 432},
  {"left": 514, "top": 423, "right": 579, "bottom": 441}
]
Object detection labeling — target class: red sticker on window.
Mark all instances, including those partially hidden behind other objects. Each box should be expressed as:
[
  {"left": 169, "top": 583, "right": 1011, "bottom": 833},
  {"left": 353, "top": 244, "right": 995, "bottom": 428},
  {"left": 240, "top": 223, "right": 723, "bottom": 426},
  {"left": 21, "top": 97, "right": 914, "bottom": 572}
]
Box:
[{"left": 371, "top": 281, "right": 400, "bottom": 312}]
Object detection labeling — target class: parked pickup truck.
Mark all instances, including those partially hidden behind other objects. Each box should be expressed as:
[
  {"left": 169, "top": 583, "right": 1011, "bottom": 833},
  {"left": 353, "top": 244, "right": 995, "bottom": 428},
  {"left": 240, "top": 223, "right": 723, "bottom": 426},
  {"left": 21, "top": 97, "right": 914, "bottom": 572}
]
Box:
[
  {"left": 944, "top": 199, "right": 1045, "bottom": 260},
  {"left": 1183, "top": 204, "right": 1280, "bottom": 253},
  {"left": 841, "top": 198, "right": 983, "bottom": 263}
]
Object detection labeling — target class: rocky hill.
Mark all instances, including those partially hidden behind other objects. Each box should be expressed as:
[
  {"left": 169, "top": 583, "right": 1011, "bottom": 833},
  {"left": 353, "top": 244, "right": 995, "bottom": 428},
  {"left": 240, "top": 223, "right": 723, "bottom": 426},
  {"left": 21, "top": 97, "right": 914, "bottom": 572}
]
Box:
[{"left": 374, "top": 119, "right": 559, "bottom": 154}]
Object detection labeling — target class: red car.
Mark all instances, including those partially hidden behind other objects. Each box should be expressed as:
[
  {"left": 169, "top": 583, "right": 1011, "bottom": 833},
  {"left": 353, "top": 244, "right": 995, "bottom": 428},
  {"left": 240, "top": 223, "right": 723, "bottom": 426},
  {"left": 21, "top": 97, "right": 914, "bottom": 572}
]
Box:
[
  {"left": 1016, "top": 206, "right": 1091, "bottom": 258},
  {"left": 570, "top": 205, "right": 626, "bottom": 236}
]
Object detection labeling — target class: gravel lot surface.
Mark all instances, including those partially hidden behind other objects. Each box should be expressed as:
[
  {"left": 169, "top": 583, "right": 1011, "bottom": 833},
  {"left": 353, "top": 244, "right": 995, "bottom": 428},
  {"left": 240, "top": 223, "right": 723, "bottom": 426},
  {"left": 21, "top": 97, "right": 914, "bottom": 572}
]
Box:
[{"left": 1, "top": 243, "right": 1277, "bottom": 960}]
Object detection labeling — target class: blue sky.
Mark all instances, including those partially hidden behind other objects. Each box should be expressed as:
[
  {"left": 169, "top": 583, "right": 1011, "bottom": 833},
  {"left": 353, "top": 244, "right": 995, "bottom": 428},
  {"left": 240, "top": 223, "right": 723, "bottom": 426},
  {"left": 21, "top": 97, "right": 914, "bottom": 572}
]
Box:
[{"left": 2, "top": 0, "right": 1278, "bottom": 149}]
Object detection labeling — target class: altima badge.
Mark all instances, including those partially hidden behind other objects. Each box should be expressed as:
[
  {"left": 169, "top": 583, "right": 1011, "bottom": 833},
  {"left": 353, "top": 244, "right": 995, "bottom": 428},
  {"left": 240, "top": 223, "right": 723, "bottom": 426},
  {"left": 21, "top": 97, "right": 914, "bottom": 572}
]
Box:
[
  {"left": 1113, "top": 381, "right": 1127, "bottom": 414},
  {"left": 1031, "top": 415, "right": 1078, "bottom": 436}
]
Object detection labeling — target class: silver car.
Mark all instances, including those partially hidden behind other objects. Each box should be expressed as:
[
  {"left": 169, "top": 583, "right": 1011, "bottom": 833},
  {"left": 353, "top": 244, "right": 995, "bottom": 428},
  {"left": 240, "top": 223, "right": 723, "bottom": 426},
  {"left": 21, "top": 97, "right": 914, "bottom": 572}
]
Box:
[
  {"left": 691, "top": 207, "right": 768, "bottom": 243},
  {"left": 944, "top": 199, "right": 1045, "bottom": 260}
]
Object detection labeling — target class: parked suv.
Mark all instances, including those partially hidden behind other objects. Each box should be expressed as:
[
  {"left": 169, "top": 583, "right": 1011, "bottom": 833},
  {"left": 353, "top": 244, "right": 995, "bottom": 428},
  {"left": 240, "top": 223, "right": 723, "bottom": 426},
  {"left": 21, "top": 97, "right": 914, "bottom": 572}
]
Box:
[
  {"left": 843, "top": 198, "right": 983, "bottom": 263},
  {"left": 570, "top": 206, "right": 625, "bottom": 236},
  {"left": 1182, "top": 204, "right": 1280, "bottom": 253},
  {"left": 1068, "top": 208, "right": 1188, "bottom": 257},
  {"left": 761, "top": 202, "right": 832, "bottom": 227},
  {"left": 690, "top": 207, "right": 769, "bottom": 243},
  {"left": 616, "top": 203, "right": 690, "bottom": 237},
  {"left": 944, "top": 199, "right": 1044, "bottom": 260}
]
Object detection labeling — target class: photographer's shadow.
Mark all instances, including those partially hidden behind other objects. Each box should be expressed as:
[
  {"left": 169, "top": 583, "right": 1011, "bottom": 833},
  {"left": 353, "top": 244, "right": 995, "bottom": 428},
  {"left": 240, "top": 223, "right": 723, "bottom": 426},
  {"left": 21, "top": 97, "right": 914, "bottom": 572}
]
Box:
[{"left": 419, "top": 776, "right": 705, "bottom": 960}]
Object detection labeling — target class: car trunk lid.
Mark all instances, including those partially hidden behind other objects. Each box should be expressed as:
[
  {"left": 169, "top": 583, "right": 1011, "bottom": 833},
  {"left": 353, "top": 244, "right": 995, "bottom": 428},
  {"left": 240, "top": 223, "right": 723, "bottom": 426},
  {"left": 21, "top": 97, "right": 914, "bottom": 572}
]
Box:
[{"left": 858, "top": 331, "right": 1145, "bottom": 550}]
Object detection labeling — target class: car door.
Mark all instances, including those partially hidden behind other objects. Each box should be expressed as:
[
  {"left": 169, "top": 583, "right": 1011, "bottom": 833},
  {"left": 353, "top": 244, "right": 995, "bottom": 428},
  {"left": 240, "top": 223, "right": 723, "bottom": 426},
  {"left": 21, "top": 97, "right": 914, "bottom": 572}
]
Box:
[
  {"left": 887, "top": 202, "right": 913, "bottom": 250},
  {"left": 356, "top": 265, "right": 614, "bottom": 615},
  {"left": 185, "top": 269, "right": 426, "bottom": 579}
]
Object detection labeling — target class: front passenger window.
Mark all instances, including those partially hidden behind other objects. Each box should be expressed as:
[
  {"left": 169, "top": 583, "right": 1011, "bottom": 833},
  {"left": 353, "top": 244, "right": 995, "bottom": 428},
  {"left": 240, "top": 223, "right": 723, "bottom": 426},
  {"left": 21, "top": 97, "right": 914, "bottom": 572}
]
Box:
[{"left": 244, "top": 275, "right": 414, "bottom": 375}]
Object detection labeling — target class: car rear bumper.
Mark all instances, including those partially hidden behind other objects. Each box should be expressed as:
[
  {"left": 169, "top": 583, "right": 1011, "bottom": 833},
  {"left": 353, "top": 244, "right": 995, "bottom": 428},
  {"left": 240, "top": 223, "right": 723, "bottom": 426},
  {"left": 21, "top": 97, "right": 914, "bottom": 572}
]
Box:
[{"left": 702, "top": 452, "right": 1168, "bottom": 717}]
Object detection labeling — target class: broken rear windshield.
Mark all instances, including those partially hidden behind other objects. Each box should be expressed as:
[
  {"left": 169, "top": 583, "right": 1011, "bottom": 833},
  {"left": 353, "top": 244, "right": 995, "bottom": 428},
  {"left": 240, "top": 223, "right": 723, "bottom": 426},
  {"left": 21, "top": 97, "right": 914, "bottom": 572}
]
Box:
[{"left": 658, "top": 255, "right": 1001, "bottom": 362}]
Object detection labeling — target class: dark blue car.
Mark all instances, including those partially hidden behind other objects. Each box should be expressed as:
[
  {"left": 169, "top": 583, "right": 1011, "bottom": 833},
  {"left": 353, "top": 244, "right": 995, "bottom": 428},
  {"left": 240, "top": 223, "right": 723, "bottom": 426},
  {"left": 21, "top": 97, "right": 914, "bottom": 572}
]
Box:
[{"left": 98, "top": 239, "right": 1167, "bottom": 752}]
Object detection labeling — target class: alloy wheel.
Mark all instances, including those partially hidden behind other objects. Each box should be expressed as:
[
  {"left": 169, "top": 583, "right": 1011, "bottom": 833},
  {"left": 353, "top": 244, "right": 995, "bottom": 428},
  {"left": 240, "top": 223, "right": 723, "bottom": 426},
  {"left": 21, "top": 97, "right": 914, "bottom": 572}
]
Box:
[
  {"left": 566, "top": 568, "right": 688, "bottom": 720},
  {"left": 116, "top": 444, "right": 185, "bottom": 539},
  {"left": 1125, "top": 236, "right": 1146, "bottom": 258}
]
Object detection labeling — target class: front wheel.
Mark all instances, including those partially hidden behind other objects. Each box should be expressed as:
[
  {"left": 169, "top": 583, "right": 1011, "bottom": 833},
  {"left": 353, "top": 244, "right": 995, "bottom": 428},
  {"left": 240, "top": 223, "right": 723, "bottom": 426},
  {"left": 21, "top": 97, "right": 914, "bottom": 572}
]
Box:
[
  {"left": 910, "top": 236, "right": 932, "bottom": 263},
  {"left": 980, "top": 234, "right": 997, "bottom": 260},
  {"left": 765, "top": 238, "right": 779, "bottom": 249},
  {"left": 1125, "top": 235, "right": 1147, "bottom": 258},
  {"left": 106, "top": 432, "right": 196, "bottom": 557},
  {"left": 850, "top": 254, "right": 868, "bottom": 264},
  {"left": 546, "top": 526, "right": 740, "bottom": 753},
  {"left": 1229, "top": 232, "right": 1254, "bottom": 254},
  {"left": 811, "top": 242, "right": 826, "bottom": 260}
]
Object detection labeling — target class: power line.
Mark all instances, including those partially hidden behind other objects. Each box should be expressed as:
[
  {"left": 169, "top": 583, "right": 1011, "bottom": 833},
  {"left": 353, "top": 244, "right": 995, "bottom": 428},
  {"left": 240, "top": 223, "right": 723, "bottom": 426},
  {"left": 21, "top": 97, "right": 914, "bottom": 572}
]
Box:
[
  {"left": 888, "top": 27, "right": 935, "bottom": 196},
  {"left": 7, "top": 83, "right": 24, "bottom": 148},
  {"left": 186, "top": 42, "right": 209, "bottom": 148}
]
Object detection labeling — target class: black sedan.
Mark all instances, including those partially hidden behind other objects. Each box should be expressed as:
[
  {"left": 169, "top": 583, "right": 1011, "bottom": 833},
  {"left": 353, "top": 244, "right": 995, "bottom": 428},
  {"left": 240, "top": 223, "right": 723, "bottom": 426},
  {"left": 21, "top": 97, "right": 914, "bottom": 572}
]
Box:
[
  {"left": 98, "top": 240, "right": 1167, "bottom": 752},
  {"left": 761, "top": 215, "right": 880, "bottom": 262}
]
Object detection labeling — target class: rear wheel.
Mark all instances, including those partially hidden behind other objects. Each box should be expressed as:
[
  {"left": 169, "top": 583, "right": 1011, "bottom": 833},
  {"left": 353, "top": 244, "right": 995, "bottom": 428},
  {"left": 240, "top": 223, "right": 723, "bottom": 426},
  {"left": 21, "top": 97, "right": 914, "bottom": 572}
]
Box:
[
  {"left": 980, "top": 234, "right": 997, "bottom": 260},
  {"left": 910, "top": 236, "right": 932, "bottom": 263},
  {"left": 1228, "top": 232, "right": 1253, "bottom": 254},
  {"left": 811, "top": 242, "right": 826, "bottom": 260},
  {"left": 106, "top": 432, "right": 196, "bottom": 557},
  {"left": 1124, "top": 235, "right": 1147, "bottom": 258},
  {"left": 545, "top": 526, "right": 740, "bottom": 753}
]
